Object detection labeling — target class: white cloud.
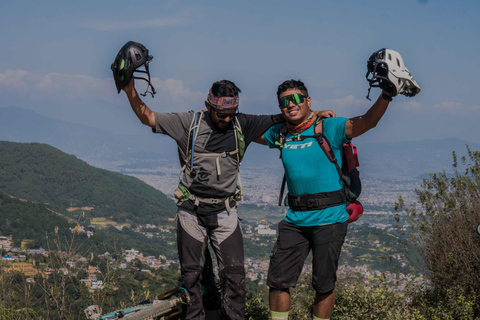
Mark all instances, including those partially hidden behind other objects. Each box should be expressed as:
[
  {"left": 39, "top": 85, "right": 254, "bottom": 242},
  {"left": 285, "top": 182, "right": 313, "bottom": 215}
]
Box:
[
  {"left": 85, "top": 18, "right": 188, "bottom": 31},
  {"left": 394, "top": 100, "right": 423, "bottom": 110},
  {"left": 82, "top": 10, "right": 199, "bottom": 31},
  {"left": 423, "top": 101, "right": 480, "bottom": 114},
  {"left": 34, "top": 73, "right": 112, "bottom": 99},
  {"left": 0, "top": 69, "right": 104, "bottom": 94},
  {"left": 0, "top": 69, "right": 204, "bottom": 111},
  {"left": 315, "top": 95, "right": 370, "bottom": 109},
  {"left": 151, "top": 78, "right": 205, "bottom": 109},
  {"left": 433, "top": 101, "right": 464, "bottom": 111},
  {"left": 303, "top": 77, "right": 336, "bottom": 89},
  {"left": 0, "top": 69, "right": 37, "bottom": 91}
]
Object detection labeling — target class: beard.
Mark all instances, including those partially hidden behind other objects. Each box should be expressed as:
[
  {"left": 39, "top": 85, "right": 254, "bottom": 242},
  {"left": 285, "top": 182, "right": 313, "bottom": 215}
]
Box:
[{"left": 209, "top": 112, "right": 231, "bottom": 132}]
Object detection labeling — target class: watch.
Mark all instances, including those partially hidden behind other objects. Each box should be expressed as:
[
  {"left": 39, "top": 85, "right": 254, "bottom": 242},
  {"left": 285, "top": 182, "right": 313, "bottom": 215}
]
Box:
[{"left": 381, "top": 92, "right": 392, "bottom": 101}]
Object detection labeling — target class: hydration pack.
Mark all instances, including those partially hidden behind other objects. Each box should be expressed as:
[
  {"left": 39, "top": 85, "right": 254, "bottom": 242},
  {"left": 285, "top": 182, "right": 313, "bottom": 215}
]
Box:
[{"left": 174, "top": 111, "right": 245, "bottom": 211}]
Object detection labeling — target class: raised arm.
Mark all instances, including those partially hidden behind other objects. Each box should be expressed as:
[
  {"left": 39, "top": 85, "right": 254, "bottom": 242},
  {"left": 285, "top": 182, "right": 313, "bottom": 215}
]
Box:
[
  {"left": 123, "top": 78, "right": 156, "bottom": 129},
  {"left": 345, "top": 92, "right": 391, "bottom": 139}
]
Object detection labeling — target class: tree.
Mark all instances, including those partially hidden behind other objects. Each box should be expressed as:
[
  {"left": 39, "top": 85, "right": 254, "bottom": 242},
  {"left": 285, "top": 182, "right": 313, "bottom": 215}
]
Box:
[{"left": 397, "top": 146, "right": 480, "bottom": 316}]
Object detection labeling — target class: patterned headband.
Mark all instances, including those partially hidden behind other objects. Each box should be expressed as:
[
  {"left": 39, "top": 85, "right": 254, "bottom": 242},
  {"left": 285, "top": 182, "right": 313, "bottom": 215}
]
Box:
[{"left": 207, "top": 90, "right": 239, "bottom": 110}]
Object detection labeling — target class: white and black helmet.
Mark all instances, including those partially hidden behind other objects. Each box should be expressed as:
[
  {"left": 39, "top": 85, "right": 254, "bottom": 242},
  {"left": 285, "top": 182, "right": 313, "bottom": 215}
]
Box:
[{"left": 366, "top": 48, "right": 420, "bottom": 100}]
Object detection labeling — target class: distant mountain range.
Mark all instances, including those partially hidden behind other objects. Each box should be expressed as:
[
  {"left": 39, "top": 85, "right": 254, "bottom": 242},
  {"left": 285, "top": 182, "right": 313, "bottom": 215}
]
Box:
[
  {"left": 2, "top": 106, "right": 478, "bottom": 179},
  {"left": 0, "top": 106, "right": 177, "bottom": 163},
  {"left": 358, "top": 138, "right": 476, "bottom": 179}
]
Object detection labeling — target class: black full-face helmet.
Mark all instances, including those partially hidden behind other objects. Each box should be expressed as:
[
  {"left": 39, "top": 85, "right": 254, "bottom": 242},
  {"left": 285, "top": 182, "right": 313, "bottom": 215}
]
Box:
[{"left": 111, "top": 41, "right": 156, "bottom": 96}]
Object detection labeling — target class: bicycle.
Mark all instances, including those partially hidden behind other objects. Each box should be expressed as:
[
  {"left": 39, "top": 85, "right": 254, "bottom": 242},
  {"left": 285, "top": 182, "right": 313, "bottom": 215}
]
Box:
[
  {"left": 84, "top": 287, "right": 190, "bottom": 320},
  {"left": 85, "top": 249, "right": 223, "bottom": 320}
]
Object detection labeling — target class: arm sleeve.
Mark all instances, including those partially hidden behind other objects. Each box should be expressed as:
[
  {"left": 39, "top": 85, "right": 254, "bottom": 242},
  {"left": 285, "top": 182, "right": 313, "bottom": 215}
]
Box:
[
  {"left": 323, "top": 117, "right": 349, "bottom": 149},
  {"left": 239, "top": 113, "right": 285, "bottom": 145},
  {"left": 152, "top": 111, "right": 194, "bottom": 142}
]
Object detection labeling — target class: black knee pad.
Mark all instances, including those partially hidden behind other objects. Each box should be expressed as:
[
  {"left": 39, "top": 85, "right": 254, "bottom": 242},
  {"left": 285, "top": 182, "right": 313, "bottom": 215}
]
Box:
[
  {"left": 181, "top": 265, "right": 202, "bottom": 289},
  {"left": 182, "top": 272, "right": 201, "bottom": 288},
  {"left": 219, "top": 266, "right": 245, "bottom": 278}
]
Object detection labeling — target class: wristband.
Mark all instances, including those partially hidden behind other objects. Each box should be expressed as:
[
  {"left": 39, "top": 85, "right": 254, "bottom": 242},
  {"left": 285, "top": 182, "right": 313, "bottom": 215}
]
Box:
[{"left": 381, "top": 92, "right": 392, "bottom": 101}]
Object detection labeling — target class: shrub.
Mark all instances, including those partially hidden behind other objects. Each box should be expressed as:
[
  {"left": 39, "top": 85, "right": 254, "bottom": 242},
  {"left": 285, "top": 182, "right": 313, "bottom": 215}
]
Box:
[{"left": 397, "top": 146, "right": 480, "bottom": 318}]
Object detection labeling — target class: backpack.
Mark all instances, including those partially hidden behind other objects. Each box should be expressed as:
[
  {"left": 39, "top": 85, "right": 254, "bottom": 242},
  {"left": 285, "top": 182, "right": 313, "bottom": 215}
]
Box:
[
  {"left": 277, "top": 118, "right": 363, "bottom": 223},
  {"left": 173, "top": 111, "right": 245, "bottom": 211}
]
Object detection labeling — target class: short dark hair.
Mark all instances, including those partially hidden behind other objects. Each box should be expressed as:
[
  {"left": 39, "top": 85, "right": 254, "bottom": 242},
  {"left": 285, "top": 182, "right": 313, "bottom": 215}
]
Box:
[
  {"left": 211, "top": 80, "right": 242, "bottom": 97},
  {"left": 276, "top": 79, "right": 309, "bottom": 101}
]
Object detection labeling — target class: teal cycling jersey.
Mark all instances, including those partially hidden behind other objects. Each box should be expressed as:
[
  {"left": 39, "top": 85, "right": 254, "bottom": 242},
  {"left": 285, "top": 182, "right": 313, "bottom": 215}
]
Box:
[{"left": 264, "top": 117, "right": 350, "bottom": 226}]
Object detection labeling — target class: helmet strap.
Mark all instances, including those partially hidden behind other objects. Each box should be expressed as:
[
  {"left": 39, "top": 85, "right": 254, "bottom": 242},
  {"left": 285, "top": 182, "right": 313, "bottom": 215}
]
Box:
[
  {"left": 366, "top": 85, "right": 373, "bottom": 101},
  {"left": 133, "top": 61, "right": 156, "bottom": 97},
  {"left": 365, "top": 63, "right": 382, "bottom": 101},
  {"left": 133, "top": 75, "right": 156, "bottom": 97}
]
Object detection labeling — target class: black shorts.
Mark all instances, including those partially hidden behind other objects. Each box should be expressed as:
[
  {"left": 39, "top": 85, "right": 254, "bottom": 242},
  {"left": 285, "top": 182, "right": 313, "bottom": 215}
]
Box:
[{"left": 266, "top": 220, "right": 348, "bottom": 294}]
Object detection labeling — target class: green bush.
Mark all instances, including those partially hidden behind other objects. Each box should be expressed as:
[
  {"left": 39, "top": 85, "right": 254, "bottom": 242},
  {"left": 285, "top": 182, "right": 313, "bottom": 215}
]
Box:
[
  {"left": 333, "top": 282, "right": 407, "bottom": 320},
  {"left": 396, "top": 146, "right": 480, "bottom": 319},
  {"left": 407, "top": 286, "right": 479, "bottom": 320},
  {"left": 245, "top": 292, "right": 270, "bottom": 320}
]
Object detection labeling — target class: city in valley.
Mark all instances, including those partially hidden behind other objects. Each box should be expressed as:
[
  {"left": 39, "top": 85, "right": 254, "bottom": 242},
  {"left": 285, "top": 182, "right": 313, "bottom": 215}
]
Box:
[
  {"left": 1, "top": 158, "right": 427, "bottom": 294},
  {"left": 118, "top": 157, "right": 426, "bottom": 289}
]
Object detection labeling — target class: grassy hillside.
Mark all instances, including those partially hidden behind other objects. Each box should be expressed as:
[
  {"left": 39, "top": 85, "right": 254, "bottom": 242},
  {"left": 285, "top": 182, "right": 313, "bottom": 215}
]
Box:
[
  {"left": 0, "top": 190, "right": 178, "bottom": 258},
  {"left": 0, "top": 190, "right": 74, "bottom": 248},
  {"left": 0, "top": 141, "right": 177, "bottom": 225}
]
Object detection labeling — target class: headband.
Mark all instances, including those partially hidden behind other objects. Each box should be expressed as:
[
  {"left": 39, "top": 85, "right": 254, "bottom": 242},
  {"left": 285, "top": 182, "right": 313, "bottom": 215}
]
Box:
[{"left": 207, "top": 90, "right": 239, "bottom": 110}]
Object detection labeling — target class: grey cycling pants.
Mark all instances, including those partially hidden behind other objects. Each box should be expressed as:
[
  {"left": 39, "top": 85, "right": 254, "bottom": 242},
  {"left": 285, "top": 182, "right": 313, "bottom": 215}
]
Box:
[{"left": 177, "top": 208, "right": 245, "bottom": 320}]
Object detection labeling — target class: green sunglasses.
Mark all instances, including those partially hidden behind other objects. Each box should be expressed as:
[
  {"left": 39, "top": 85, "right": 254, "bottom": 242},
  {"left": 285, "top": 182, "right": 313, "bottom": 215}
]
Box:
[{"left": 279, "top": 94, "right": 307, "bottom": 108}]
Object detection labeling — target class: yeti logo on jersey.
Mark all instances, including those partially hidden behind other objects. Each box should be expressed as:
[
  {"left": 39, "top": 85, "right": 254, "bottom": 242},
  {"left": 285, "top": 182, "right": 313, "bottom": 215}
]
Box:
[{"left": 283, "top": 142, "right": 313, "bottom": 149}]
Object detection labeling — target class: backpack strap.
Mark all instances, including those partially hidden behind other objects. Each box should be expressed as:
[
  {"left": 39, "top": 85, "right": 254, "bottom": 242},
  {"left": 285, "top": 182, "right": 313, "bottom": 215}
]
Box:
[
  {"left": 190, "top": 112, "right": 203, "bottom": 171},
  {"left": 180, "top": 111, "right": 203, "bottom": 176},
  {"left": 233, "top": 116, "right": 245, "bottom": 166},
  {"left": 287, "top": 190, "right": 346, "bottom": 211},
  {"left": 233, "top": 116, "right": 244, "bottom": 203},
  {"left": 315, "top": 120, "right": 356, "bottom": 198},
  {"left": 313, "top": 119, "right": 344, "bottom": 180},
  {"left": 278, "top": 124, "right": 289, "bottom": 159},
  {"left": 278, "top": 174, "right": 287, "bottom": 206},
  {"left": 277, "top": 124, "right": 289, "bottom": 206}
]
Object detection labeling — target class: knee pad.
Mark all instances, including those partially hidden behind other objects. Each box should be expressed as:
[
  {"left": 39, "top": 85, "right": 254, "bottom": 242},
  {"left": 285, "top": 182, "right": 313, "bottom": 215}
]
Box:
[
  {"left": 181, "top": 265, "right": 202, "bottom": 289},
  {"left": 219, "top": 266, "right": 245, "bottom": 277},
  {"left": 181, "top": 272, "right": 201, "bottom": 288}
]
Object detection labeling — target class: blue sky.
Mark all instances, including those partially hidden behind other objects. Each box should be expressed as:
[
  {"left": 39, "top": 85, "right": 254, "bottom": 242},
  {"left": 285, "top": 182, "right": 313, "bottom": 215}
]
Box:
[{"left": 1, "top": 0, "right": 479, "bottom": 143}]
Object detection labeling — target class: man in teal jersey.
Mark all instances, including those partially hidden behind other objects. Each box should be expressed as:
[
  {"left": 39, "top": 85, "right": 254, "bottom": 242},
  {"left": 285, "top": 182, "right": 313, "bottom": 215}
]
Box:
[{"left": 255, "top": 79, "right": 393, "bottom": 320}]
